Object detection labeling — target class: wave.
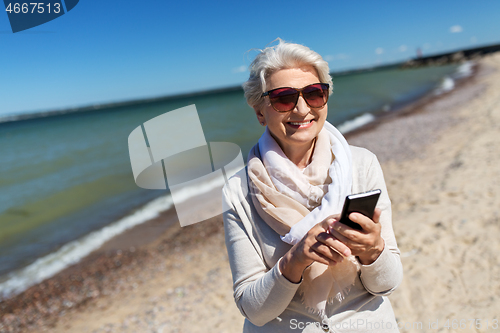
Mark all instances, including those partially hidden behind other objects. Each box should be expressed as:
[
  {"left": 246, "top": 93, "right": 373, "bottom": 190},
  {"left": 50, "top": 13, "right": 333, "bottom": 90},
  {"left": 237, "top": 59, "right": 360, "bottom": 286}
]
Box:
[
  {"left": 455, "top": 61, "right": 473, "bottom": 78},
  {"left": 337, "top": 113, "right": 376, "bottom": 134},
  {"left": 434, "top": 61, "right": 473, "bottom": 96},
  {"left": 434, "top": 76, "right": 455, "bottom": 95}
]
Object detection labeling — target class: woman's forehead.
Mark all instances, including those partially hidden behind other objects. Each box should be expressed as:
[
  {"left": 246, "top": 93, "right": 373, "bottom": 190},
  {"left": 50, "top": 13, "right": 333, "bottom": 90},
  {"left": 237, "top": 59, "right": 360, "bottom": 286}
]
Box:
[{"left": 266, "top": 66, "right": 320, "bottom": 90}]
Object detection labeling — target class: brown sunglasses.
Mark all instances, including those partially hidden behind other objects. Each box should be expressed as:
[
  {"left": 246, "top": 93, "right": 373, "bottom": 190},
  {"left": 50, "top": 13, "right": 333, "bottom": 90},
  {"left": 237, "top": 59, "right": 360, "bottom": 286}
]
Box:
[{"left": 261, "top": 83, "right": 329, "bottom": 112}]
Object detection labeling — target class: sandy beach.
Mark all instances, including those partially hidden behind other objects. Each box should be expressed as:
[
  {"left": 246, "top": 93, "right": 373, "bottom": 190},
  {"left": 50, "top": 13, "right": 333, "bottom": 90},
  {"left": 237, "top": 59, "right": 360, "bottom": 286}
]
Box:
[{"left": 1, "top": 53, "right": 500, "bottom": 333}]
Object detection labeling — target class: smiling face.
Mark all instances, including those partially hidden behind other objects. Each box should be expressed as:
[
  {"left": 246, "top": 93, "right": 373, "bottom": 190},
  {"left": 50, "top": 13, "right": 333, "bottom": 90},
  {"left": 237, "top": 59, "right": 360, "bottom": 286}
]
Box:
[{"left": 254, "top": 65, "right": 328, "bottom": 163}]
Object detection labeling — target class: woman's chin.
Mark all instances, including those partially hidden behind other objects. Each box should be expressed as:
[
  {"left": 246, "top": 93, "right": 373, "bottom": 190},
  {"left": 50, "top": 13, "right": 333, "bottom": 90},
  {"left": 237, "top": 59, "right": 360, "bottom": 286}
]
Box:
[
  {"left": 285, "top": 132, "right": 319, "bottom": 147},
  {"left": 285, "top": 122, "right": 321, "bottom": 142}
]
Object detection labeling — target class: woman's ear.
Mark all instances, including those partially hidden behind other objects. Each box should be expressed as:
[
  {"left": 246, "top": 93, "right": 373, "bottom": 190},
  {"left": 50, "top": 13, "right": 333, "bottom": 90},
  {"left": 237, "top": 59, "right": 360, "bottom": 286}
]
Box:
[{"left": 254, "top": 107, "right": 266, "bottom": 126}]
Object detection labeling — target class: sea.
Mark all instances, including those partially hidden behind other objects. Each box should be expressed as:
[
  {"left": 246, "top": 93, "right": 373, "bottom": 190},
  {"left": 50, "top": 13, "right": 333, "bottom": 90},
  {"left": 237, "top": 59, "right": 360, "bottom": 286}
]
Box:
[{"left": 0, "top": 62, "right": 472, "bottom": 299}]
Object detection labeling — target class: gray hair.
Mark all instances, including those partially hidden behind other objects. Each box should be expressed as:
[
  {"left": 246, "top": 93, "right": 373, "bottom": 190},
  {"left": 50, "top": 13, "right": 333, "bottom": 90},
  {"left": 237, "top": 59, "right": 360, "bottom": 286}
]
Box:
[{"left": 243, "top": 39, "right": 333, "bottom": 110}]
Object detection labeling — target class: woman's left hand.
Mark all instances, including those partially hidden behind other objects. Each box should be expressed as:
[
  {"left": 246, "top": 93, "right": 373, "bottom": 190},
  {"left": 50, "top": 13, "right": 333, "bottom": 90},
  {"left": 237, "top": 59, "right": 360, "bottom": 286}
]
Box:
[{"left": 328, "top": 208, "right": 385, "bottom": 265}]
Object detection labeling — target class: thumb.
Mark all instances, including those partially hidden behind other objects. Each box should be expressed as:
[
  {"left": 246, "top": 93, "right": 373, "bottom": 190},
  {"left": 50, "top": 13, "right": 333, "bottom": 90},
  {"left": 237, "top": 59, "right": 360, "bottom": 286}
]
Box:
[
  {"left": 321, "top": 215, "right": 338, "bottom": 231},
  {"left": 372, "top": 208, "right": 382, "bottom": 223}
]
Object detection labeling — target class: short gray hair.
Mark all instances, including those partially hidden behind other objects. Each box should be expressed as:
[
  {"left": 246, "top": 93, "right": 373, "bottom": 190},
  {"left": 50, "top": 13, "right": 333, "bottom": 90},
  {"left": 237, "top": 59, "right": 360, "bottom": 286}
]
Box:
[{"left": 242, "top": 39, "right": 333, "bottom": 110}]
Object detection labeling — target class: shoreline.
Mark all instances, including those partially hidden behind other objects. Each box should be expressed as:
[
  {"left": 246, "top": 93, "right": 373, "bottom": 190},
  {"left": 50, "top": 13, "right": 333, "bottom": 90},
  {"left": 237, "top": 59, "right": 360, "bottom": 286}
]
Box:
[
  {"left": 345, "top": 60, "right": 487, "bottom": 162},
  {"left": 344, "top": 61, "right": 477, "bottom": 142},
  {"left": 1, "top": 54, "right": 499, "bottom": 332}
]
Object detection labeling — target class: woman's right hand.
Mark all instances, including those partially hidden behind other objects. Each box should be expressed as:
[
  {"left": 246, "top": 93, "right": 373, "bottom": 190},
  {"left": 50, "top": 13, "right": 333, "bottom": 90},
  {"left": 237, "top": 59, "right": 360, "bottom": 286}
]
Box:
[{"left": 279, "top": 216, "right": 352, "bottom": 283}]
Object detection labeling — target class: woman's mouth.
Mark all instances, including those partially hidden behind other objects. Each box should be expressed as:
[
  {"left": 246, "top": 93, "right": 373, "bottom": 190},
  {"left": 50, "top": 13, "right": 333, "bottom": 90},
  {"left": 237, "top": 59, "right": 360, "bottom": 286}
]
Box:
[{"left": 287, "top": 119, "right": 314, "bottom": 129}]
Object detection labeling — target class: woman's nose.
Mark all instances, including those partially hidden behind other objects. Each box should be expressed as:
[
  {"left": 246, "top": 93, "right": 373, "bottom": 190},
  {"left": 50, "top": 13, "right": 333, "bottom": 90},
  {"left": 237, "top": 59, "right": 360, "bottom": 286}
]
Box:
[{"left": 293, "top": 95, "right": 310, "bottom": 115}]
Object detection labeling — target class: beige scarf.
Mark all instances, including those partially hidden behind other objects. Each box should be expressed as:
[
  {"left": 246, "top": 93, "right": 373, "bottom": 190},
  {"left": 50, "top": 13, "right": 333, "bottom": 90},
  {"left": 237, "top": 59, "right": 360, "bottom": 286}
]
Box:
[{"left": 247, "top": 123, "right": 359, "bottom": 315}]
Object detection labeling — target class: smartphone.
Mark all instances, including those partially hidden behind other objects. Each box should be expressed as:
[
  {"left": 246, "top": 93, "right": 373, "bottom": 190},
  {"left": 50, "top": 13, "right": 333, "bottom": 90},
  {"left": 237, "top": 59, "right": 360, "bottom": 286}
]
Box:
[{"left": 339, "top": 189, "right": 381, "bottom": 230}]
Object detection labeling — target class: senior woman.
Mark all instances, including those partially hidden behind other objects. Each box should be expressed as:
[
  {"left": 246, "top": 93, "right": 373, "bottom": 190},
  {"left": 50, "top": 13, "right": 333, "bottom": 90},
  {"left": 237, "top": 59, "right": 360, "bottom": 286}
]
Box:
[{"left": 222, "top": 40, "right": 403, "bottom": 333}]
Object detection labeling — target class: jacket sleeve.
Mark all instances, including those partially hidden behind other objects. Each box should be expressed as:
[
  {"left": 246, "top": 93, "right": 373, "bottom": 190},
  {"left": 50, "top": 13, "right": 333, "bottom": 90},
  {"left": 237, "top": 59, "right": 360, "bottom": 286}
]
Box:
[
  {"left": 357, "top": 152, "right": 403, "bottom": 295},
  {"left": 222, "top": 177, "right": 300, "bottom": 326}
]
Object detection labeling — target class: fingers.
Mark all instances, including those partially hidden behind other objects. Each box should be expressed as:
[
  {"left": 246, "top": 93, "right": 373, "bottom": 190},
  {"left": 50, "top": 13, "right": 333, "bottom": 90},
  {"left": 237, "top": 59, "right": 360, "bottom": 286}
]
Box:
[
  {"left": 292, "top": 213, "right": 378, "bottom": 267},
  {"left": 295, "top": 219, "right": 350, "bottom": 266},
  {"left": 283, "top": 216, "right": 358, "bottom": 281},
  {"left": 315, "top": 231, "right": 351, "bottom": 257},
  {"left": 336, "top": 208, "right": 381, "bottom": 234},
  {"left": 329, "top": 217, "right": 366, "bottom": 243},
  {"left": 331, "top": 215, "right": 379, "bottom": 241},
  {"left": 349, "top": 212, "right": 375, "bottom": 231},
  {"left": 307, "top": 242, "right": 344, "bottom": 266},
  {"left": 327, "top": 227, "right": 355, "bottom": 247},
  {"left": 318, "top": 216, "right": 337, "bottom": 231},
  {"left": 328, "top": 211, "right": 384, "bottom": 259}
]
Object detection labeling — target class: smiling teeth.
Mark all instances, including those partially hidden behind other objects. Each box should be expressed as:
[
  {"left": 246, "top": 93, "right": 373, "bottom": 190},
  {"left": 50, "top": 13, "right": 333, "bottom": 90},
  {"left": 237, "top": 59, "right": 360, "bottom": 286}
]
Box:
[{"left": 289, "top": 120, "right": 312, "bottom": 125}]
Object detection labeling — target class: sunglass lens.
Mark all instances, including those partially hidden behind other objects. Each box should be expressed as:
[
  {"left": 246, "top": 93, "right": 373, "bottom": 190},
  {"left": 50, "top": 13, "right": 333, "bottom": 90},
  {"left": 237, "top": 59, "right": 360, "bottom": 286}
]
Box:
[
  {"left": 269, "top": 88, "right": 299, "bottom": 112},
  {"left": 303, "top": 84, "right": 328, "bottom": 108}
]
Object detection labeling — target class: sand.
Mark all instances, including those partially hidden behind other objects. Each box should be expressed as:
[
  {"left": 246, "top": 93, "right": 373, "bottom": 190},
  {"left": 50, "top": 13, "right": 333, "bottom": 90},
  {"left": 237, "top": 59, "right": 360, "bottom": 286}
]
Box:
[{"left": 1, "top": 53, "right": 500, "bottom": 333}]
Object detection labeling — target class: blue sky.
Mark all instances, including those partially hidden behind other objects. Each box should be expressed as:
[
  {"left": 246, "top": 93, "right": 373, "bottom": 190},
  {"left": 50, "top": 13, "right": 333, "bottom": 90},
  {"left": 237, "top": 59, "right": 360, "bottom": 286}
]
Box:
[{"left": 1, "top": 1, "right": 499, "bottom": 117}]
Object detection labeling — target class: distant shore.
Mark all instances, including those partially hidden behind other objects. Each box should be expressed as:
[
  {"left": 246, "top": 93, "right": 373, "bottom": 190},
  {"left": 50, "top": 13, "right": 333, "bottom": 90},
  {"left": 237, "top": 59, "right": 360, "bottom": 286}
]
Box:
[{"left": 1, "top": 52, "right": 500, "bottom": 333}]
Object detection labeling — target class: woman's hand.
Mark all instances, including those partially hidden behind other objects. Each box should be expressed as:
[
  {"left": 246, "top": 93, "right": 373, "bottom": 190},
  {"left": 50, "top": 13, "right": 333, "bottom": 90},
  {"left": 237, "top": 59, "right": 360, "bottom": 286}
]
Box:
[
  {"left": 279, "top": 216, "right": 352, "bottom": 283},
  {"left": 328, "top": 208, "right": 385, "bottom": 265}
]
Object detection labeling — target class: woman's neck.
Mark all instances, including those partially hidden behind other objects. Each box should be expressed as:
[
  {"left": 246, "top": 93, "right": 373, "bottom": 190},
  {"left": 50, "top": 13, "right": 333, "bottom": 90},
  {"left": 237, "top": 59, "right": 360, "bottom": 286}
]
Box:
[{"left": 281, "top": 138, "right": 317, "bottom": 169}]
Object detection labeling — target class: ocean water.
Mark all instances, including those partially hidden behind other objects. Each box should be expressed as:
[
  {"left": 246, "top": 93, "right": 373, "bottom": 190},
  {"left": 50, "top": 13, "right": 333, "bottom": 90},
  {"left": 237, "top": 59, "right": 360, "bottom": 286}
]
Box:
[{"left": 0, "top": 63, "right": 466, "bottom": 298}]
